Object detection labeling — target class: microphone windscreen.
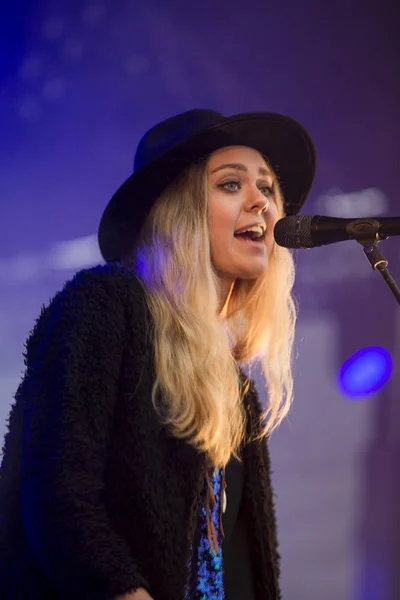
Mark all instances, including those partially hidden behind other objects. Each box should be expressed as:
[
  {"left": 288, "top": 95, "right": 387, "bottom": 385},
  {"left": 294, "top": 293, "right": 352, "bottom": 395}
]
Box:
[{"left": 274, "top": 215, "right": 314, "bottom": 249}]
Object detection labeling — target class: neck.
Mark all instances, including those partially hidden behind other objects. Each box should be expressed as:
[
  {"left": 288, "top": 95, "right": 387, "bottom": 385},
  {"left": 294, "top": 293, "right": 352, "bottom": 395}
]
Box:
[{"left": 219, "top": 279, "right": 235, "bottom": 319}]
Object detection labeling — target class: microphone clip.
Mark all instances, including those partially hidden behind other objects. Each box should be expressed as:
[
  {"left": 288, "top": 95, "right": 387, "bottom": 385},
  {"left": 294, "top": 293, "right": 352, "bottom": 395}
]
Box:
[{"left": 357, "top": 236, "right": 400, "bottom": 305}]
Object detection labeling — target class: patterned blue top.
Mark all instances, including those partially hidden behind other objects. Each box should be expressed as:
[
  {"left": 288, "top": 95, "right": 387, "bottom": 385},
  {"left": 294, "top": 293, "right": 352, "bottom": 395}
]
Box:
[{"left": 186, "top": 468, "right": 225, "bottom": 600}]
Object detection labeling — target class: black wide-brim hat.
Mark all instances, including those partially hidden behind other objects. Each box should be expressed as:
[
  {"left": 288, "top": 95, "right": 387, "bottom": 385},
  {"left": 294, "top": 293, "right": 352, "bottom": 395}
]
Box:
[{"left": 98, "top": 109, "right": 317, "bottom": 262}]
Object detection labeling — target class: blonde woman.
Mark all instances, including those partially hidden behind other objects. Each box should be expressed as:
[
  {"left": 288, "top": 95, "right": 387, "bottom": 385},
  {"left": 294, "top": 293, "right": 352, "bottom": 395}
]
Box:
[{"left": 0, "top": 109, "right": 316, "bottom": 600}]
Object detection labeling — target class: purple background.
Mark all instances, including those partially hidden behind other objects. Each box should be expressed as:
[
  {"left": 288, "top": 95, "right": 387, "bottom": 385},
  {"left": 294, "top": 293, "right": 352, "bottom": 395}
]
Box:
[{"left": 1, "top": 1, "right": 400, "bottom": 598}]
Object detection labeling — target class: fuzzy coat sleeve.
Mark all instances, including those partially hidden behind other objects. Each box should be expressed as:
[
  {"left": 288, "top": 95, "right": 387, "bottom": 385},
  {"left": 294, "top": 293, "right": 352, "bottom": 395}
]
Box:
[{"left": 19, "top": 265, "right": 151, "bottom": 599}]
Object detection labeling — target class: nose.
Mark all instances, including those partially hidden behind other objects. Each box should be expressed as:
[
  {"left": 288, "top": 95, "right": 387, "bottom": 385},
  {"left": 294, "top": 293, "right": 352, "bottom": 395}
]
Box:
[{"left": 245, "top": 188, "right": 269, "bottom": 214}]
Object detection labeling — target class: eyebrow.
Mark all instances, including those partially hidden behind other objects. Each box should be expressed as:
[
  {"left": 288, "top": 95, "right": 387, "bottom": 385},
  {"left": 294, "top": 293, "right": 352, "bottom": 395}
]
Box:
[{"left": 210, "top": 163, "right": 272, "bottom": 178}]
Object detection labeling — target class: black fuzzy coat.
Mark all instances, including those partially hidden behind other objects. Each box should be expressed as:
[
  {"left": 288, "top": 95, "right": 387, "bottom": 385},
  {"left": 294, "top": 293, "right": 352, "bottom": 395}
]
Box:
[{"left": 0, "top": 264, "right": 281, "bottom": 600}]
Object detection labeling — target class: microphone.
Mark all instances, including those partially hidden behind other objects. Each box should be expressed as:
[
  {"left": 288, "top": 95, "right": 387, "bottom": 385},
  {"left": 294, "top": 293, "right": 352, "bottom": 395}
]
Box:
[{"left": 274, "top": 215, "right": 400, "bottom": 249}]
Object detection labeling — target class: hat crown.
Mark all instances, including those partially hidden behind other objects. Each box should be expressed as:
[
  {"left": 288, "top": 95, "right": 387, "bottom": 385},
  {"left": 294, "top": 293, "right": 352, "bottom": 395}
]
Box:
[{"left": 134, "top": 109, "right": 223, "bottom": 172}]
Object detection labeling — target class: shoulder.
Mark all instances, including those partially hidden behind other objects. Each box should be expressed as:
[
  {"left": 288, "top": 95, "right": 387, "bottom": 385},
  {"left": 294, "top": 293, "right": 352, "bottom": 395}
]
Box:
[
  {"left": 46, "top": 261, "right": 147, "bottom": 320},
  {"left": 25, "top": 262, "right": 148, "bottom": 364},
  {"left": 60, "top": 261, "right": 145, "bottom": 303}
]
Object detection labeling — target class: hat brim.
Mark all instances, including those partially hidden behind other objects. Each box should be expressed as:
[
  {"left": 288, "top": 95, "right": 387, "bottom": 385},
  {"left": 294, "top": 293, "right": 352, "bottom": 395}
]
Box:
[{"left": 98, "top": 112, "right": 316, "bottom": 261}]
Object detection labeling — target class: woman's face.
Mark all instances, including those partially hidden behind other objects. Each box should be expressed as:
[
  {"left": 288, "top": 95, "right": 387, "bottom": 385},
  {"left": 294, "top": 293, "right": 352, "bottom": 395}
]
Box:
[{"left": 207, "top": 146, "right": 279, "bottom": 289}]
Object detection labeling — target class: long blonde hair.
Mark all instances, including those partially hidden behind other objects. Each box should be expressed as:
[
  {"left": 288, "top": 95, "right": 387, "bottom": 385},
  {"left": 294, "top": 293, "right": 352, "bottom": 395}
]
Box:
[{"left": 133, "top": 158, "right": 296, "bottom": 468}]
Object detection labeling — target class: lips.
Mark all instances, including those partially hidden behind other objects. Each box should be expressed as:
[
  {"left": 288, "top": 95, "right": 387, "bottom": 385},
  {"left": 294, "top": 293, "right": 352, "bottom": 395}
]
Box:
[
  {"left": 234, "top": 229, "right": 265, "bottom": 242},
  {"left": 234, "top": 222, "right": 266, "bottom": 236},
  {"left": 234, "top": 224, "right": 266, "bottom": 245},
  {"left": 234, "top": 233, "right": 266, "bottom": 247}
]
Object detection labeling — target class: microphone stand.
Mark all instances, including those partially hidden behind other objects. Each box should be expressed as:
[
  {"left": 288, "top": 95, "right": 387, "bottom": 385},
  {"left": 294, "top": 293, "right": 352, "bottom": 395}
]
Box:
[{"left": 359, "top": 237, "right": 400, "bottom": 305}]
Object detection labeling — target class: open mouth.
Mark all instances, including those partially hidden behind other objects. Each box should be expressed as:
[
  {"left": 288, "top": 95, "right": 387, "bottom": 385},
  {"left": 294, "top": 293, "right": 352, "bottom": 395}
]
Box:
[{"left": 233, "top": 230, "right": 266, "bottom": 243}]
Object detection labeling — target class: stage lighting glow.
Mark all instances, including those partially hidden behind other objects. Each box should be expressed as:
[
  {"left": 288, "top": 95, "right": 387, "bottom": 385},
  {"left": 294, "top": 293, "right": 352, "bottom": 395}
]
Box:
[{"left": 337, "top": 346, "right": 393, "bottom": 399}]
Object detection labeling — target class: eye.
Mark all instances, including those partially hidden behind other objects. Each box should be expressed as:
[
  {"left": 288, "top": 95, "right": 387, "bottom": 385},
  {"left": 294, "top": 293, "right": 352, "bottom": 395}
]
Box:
[
  {"left": 258, "top": 184, "right": 274, "bottom": 198},
  {"left": 218, "top": 180, "right": 241, "bottom": 192}
]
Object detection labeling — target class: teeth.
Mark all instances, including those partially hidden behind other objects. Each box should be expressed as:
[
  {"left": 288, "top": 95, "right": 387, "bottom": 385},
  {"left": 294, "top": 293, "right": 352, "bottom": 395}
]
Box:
[{"left": 237, "top": 225, "right": 264, "bottom": 235}]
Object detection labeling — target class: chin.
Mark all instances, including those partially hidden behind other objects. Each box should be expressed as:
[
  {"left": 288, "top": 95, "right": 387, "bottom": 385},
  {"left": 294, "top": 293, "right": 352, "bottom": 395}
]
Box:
[
  {"left": 214, "top": 257, "right": 269, "bottom": 283},
  {"left": 239, "top": 270, "right": 268, "bottom": 280},
  {"left": 241, "top": 259, "right": 269, "bottom": 279},
  {"left": 232, "top": 263, "right": 269, "bottom": 281}
]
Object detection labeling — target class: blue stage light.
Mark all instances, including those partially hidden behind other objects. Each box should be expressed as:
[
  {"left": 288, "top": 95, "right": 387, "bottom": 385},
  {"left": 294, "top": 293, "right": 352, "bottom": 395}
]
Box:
[{"left": 337, "top": 346, "right": 393, "bottom": 399}]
